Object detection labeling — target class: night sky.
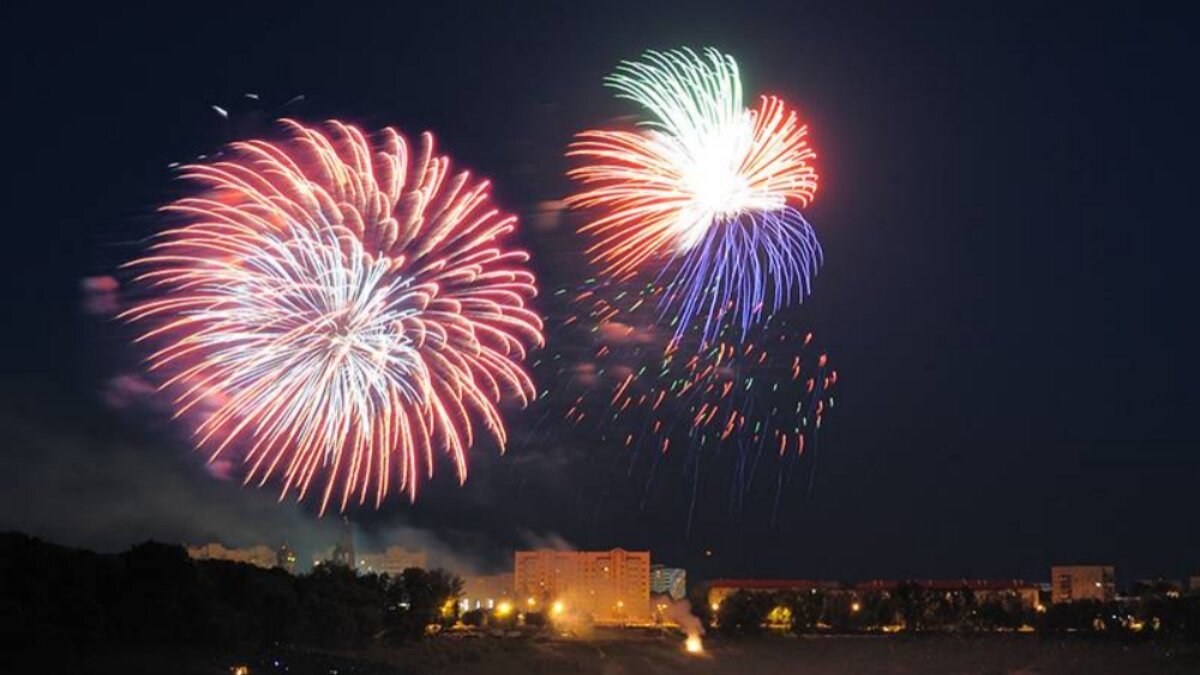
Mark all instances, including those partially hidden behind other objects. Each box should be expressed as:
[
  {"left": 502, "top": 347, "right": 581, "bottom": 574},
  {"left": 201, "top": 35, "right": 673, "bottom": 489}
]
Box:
[{"left": 5, "top": 1, "right": 1197, "bottom": 583}]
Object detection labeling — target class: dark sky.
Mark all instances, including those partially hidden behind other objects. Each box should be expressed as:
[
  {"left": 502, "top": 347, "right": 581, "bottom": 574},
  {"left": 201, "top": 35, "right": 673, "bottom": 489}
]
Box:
[{"left": 4, "top": 1, "right": 1197, "bottom": 583}]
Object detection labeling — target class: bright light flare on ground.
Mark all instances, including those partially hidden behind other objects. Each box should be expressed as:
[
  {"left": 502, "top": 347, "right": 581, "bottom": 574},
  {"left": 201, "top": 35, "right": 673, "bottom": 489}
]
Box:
[{"left": 685, "top": 634, "right": 704, "bottom": 654}]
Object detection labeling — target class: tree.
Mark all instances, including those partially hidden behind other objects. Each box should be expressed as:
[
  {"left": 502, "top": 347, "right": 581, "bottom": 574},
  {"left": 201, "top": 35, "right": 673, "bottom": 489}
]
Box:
[
  {"left": 780, "top": 590, "right": 824, "bottom": 633},
  {"left": 894, "top": 582, "right": 929, "bottom": 631},
  {"left": 294, "top": 562, "right": 387, "bottom": 647},
  {"left": 688, "top": 583, "right": 714, "bottom": 628},
  {"left": 461, "top": 608, "right": 485, "bottom": 627},
  {"left": 716, "top": 591, "right": 772, "bottom": 635},
  {"left": 383, "top": 567, "right": 463, "bottom": 642},
  {"left": 117, "top": 541, "right": 205, "bottom": 643}
]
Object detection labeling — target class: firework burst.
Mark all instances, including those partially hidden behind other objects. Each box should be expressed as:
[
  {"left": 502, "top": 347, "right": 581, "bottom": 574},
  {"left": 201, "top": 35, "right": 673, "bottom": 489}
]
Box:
[
  {"left": 124, "top": 120, "right": 542, "bottom": 513},
  {"left": 568, "top": 47, "right": 822, "bottom": 346}
]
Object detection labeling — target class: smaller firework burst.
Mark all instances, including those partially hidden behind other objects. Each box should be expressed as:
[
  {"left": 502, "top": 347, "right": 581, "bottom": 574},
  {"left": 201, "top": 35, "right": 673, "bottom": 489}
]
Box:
[{"left": 568, "top": 47, "right": 823, "bottom": 347}]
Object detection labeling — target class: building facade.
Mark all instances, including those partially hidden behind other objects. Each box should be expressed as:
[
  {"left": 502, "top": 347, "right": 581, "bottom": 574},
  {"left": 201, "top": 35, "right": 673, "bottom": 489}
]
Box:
[
  {"left": 514, "top": 548, "right": 651, "bottom": 623},
  {"left": 276, "top": 544, "right": 297, "bottom": 573},
  {"left": 650, "top": 565, "right": 687, "bottom": 600},
  {"left": 855, "top": 579, "right": 1041, "bottom": 609},
  {"left": 358, "top": 546, "right": 427, "bottom": 577},
  {"left": 708, "top": 579, "right": 1040, "bottom": 613},
  {"left": 186, "top": 542, "right": 276, "bottom": 569},
  {"left": 707, "top": 579, "right": 841, "bottom": 610},
  {"left": 460, "top": 573, "right": 514, "bottom": 611},
  {"left": 1051, "top": 565, "right": 1116, "bottom": 604}
]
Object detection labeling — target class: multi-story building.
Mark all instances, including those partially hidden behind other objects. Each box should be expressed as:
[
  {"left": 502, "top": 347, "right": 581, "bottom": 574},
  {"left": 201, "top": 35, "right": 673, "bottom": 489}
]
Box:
[
  {"left": 1051, "top": 565, "right": 1116, "bottom": 604},
  {"left": 186, "top": 542, "right": 276, "bottom": 569},
  {"left": 330, "top": 517, "right": 355, "bottom": 568},
  {"left": 708, "top": 579, "right": 1041, "bottom": 613},
  {"left": 855, "top": 579, "right": 1041, "bottom": 609},
  {"left": 358, "top": 546, "right": 427, "bottom": 577},
  {"left": 707, "top": 579, "right": 841, "bottom": 610},
  {"left": 514, "top": 548, "right": 651, "bottom": 623},
  {"left": 276, "top": 544, "right": 297, "bottom": 573},
  {"left": 651, "top": 565, "right": 687, "bottom": 600},
  {"left": 461, "top": 573, "right": 514, "bottom": 611},
  {"left": 1131, "top": 578, "right": 1183, "bottom": 598}
]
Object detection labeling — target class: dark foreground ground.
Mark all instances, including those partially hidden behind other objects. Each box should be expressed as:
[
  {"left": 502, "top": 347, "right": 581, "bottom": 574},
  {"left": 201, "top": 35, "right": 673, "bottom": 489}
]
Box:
[{"left": 20, "top": 632, "right": 1200, "bottom": 675}]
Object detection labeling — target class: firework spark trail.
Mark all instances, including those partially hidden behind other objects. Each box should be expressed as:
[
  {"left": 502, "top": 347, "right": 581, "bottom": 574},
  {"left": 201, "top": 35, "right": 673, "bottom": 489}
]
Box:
[
  {"left": 568, "top": 48, "right": 822, "bottom": 346},
  {"left": 657, "top": 207, "right": 822, "bottom": 347},
  {"left": 534, "top": 276, "right": 836, "bottom": 531},
  {"left": 124, "top": 120, "right": 543, "bottom": 514}
]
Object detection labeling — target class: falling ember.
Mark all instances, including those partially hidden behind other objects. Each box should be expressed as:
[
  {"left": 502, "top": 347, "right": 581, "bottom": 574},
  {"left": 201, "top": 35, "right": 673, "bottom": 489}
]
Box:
[{"left": 538, "top": 275, "right": 837, "bottom": 528}]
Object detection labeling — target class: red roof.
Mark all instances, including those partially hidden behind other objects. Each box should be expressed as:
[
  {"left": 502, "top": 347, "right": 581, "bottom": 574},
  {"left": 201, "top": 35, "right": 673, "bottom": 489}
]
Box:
[
  {"left": 854, "top": 579, "right": 1037, "bottom": 591},
  {"left": 707, "top": 579, "right": 1038, "bottom": 592},
  {"left": 708, "top": 579, "right": 840, "bottom": 590}
]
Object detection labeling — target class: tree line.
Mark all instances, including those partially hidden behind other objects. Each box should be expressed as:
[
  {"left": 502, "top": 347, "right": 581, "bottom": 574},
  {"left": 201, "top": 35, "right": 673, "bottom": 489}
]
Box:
[{"left": 0, "top": 532, "right": 462, "bottom": 657}]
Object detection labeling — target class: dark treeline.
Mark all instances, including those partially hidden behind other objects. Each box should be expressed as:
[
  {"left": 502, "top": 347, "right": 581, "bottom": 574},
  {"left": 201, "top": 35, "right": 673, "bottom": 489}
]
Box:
[
  {"left": 695, "top": 585, "right": 1200, "bottom": 640},
  {"left": 0, "top": 533, "right": 461, "bottom": 656}
]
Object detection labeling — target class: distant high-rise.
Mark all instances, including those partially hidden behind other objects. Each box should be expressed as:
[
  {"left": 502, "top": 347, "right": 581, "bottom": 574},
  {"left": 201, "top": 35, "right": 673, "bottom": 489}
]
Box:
[
  {"left": 276, "top": 543, "right": 297, "bottom": 573},
  {"left": 514, "top": 548, "right": 650, "bottom": 623},
  {"left": 650, "top": 565, "right": 687, "bottom": 600},
  {"left": 1051, "top": 565, "right": 1115, "bottom": 604},
  {"left": 330, "top": 517, "right": 356, "bottom": 568}
]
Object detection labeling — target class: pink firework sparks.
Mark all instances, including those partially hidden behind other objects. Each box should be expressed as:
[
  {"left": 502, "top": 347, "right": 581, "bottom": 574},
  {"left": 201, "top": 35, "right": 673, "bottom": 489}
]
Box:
[{"left": 123, "top": 120, "right": 543, "bottom": 514}]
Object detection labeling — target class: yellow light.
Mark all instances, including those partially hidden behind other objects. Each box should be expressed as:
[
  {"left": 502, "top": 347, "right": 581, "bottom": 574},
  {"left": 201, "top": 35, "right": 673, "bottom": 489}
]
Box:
[
  {"left": 685, "top": 635, "right": 703, "bottom": 654},
  {"left": 495, "top": 601, "right": 513, "bottom": 617},
  {"left": 552, "top": 600, "right": 565, "bottom": 616},
  {"left": 616, "top": 600, "right": 625, "bottom": 609},
  {"left": 767, "top": 605, "right": 792, "bottom": 626},
  {"left": 231, "top": 667, "right": 250, "bottom": 675},
  {"left": 851, "top": 602, "right": 861, "bottom": 613},
  {"left": 526, "top": 596, "right": 537, "bottom": 607},
  {"left": 710, "top": 602, "right": 720, "bottom": 612}
]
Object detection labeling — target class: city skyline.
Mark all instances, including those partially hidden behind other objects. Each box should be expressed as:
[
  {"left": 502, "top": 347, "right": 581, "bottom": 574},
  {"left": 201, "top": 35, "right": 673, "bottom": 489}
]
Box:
[
  {"left": 5, "top": 3, "right": 1197, "bottom": 672},
  {"left": 2, "top": 1, "right": 1196, "bottom": 587}
]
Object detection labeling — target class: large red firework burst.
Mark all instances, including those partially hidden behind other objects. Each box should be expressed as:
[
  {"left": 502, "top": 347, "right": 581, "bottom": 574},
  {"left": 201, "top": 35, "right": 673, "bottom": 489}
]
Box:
[{"left": 124, "top": 120, "right": 543, "bottom": 513}]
